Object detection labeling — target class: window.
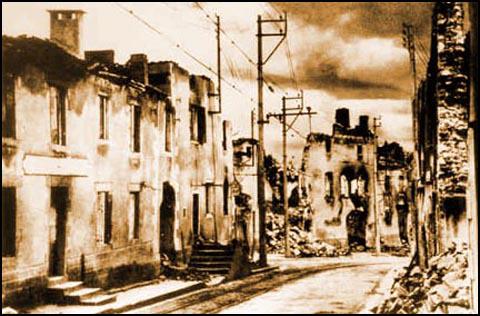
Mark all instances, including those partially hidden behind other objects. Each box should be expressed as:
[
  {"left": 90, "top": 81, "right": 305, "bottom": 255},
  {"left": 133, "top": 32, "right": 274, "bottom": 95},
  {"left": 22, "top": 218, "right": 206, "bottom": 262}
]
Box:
[
  {"left": 384, "top": 175, "right": 391, "bottom": 193},
  {"left": 223, "top": 178, "right": 229, "bottom": 215},
  {"left": 325, "top": 138, "right": 331, "bottom": 153},
  {"left": 96, "top": 191, "right": 112, "bottom": 244},
  {"left": 130, "top": 105, "right": 141, "bottom": 152},
  {"left": 128, "top": 191, "right": 140, "bottom": 240},
  {"left": 2, "top": 187, "right": 16, "bottom": 257},
  {"left": 357, "top": 145, "right": 363, "bottom": 161},
  {"left": 206, "top": 184, "right": 213, "bottom": 214},
  {"left": 165, "top": 107, "right": 173, "bottom": 152},
  {"left": 190, "top": 105, "right": 206, "bottom": 144},
  {"left": 340, "top": 175, "right": 349, "bottom": 197},
  {"left": 222, "top": 121, "right": 228, "bottom": 150},
  {"left": 50, "top": 86, "right": 67, "bottom": 146},
  {"left": 99, "top": 95, "right": 109, "bottom": 140},
  {"left": 2, "top": 72, "right": 15, "bottom": 138},
  {"left": 325, "top": 172, "right": 333, "bottom": 197}
]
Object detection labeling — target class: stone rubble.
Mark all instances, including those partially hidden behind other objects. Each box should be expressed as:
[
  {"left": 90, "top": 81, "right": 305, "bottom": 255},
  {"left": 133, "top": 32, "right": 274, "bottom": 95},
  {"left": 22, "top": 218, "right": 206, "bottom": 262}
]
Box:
[
  {"left": 266, "top": 209, "right": 350, "bottom": 257},
  {"left": 372, "top": 242, "right": 472, "bottom": 314}
]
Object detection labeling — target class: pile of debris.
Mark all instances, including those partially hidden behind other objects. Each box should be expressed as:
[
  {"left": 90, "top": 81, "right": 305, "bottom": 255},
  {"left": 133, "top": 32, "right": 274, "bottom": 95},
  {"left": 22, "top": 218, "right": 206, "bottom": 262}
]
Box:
[
  {"left": 372, "top": 242, "right": 471, "bottom": 314},
  {"left": 266, "top": 211, "right": 350, "bottom": 257}
]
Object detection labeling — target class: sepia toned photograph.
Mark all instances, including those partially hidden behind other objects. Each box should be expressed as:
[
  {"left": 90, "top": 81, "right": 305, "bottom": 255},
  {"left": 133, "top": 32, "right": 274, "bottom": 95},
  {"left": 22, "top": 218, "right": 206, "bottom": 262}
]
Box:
[{"left": 1, "top": 2, "right": 478, "bottom": 314}]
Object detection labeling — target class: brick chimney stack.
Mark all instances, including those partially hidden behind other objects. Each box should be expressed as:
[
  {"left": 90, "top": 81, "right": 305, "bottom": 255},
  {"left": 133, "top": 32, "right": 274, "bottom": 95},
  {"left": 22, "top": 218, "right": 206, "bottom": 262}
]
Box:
[{"left": 48, "top": 10, "right": 85, "bottom": 58}]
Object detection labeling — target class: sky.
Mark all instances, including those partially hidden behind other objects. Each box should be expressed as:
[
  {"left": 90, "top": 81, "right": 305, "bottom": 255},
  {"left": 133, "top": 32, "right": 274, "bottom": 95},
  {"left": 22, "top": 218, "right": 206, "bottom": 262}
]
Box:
[{"left": 2, "top": 2, "right": 433, "bottom": 164}]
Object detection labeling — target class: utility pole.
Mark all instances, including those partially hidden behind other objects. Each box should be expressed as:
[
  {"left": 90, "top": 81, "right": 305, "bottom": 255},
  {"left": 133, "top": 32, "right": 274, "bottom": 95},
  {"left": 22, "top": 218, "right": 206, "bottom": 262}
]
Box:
[
  {"left": 209, "top": 15, "right": 222, "bottom": 115},
  {"left": 267, "top": 92, "right": 316, "bottom": 257},
  {"left": 373, "top": 116, "right": 382, "bottom": 255},
  {"left": 403, "top": 22, "right": 426, "bottom": 268},
  {"left": 257, "top": 13, "right": 287, "bottom": 267}
]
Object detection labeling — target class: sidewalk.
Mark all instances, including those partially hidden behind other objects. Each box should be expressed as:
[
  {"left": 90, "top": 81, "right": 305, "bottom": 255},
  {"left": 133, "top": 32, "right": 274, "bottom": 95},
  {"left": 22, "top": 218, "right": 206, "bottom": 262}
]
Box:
[{"left": 25, "top": 279, "right": 205, "bottom": 314}]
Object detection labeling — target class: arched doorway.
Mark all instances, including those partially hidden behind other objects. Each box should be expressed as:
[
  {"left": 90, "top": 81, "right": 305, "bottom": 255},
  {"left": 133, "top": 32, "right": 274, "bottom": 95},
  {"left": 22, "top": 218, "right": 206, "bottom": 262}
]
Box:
[
  {"left": 160, "top": 182, "right": 176, "bottom": 260},
  {"left": 346, "top": 210, "right": 367, "bottom": 250}
]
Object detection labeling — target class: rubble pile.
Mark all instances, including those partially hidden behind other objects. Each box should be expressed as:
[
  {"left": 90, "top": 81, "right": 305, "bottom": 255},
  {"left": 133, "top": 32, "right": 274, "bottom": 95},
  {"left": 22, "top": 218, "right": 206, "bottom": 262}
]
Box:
[
  {"left": 266, "top": 210, "right": 350, "bottom": 257},
  {"left": 372, "top": 242, "right": 471, "bottom": 314}
]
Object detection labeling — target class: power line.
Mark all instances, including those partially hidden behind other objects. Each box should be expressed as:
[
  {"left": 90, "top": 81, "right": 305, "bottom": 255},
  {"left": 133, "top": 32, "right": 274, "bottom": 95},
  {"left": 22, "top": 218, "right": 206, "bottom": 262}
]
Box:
[
  {"left": 113, "top": 2, "right": 255, "bottom": 104},
  {"left": 193, "top": 1, "right": 287, "bottom": 95}
]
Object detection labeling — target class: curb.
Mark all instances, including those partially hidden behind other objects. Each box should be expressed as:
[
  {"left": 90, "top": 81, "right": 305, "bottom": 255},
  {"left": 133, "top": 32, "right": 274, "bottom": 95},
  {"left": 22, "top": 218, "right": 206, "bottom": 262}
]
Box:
[
  {"left": 98, "top": 281, "right": 207, "bottom": 314},
  {"left": 359, "top": 265, "right": 400, "bottom": 314},
  {"left": 251, "top": 265, "right": 280, "bottom": 275}
]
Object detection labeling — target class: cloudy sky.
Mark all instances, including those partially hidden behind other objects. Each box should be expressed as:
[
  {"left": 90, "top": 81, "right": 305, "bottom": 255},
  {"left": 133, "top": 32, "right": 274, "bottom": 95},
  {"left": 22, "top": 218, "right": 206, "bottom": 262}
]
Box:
[{"left": 2, "top": 2, "right": 433, "bottom": 163}]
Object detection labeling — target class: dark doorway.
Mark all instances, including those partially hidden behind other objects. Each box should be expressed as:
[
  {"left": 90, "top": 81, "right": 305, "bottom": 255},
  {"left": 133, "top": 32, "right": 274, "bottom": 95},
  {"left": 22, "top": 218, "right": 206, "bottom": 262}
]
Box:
[
  {"left": 346, "top": 210, "right": 367, "bottom": 250},
  {"left": 50, "top": 187, "right": 68, "bottom": 276},
  {"left": 160, "top": 182, "right": 175, "bottom": 260},
  {"left": 192, "top": 193, "right": 200, "bottom": 240}
]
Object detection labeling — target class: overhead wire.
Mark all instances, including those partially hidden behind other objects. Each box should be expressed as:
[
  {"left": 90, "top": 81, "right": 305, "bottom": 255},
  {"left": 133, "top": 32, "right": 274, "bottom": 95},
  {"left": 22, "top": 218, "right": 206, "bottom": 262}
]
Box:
[{"left": 113, "top": 2, "right": 255, "bottom": 104}]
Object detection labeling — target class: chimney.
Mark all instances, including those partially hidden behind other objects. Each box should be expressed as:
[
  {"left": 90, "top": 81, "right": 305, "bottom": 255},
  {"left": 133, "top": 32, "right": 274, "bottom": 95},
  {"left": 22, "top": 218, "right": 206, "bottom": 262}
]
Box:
[
  {"left": 335, "top": 108, "right": 350, "bottom": 128},
  {"left": 48, "top": 10, "right": 85, "bottom": 57},
  {"left": 127, "top": 54, "right": 149, "bottom": 85},
  {"left": 359, "top": 115, "right": 369, "bottom": 133},
  {"left": 85, "top": 50, "right": 115, "bottom": 65}
]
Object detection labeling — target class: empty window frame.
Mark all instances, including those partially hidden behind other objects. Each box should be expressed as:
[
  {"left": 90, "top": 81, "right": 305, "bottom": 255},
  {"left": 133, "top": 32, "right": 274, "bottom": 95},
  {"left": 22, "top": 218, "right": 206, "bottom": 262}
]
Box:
[
  {"left": 357, "top": 145, "right": 363, "bottom": 161},
  {"left": 128, "top": 191, "right": 140, "bottom": 240},
  {"left": 2, "top": 187, "right": 16, "bottom": 257},
  {"left": 50, "top": 86, "right": 67, "bottom": 146},
  {"left": 206, "top": 184, "right": 213, "bottom": 214},
  {"left": 99, "top": 95, "right": 109, "bottom": 140},
  {"left": 325, "top": 138, "right": 332, "bottom": 153},
  {"left": 190, "top": 105, "right": 206, "bottom": 144},
  {"left": 325, "top": 172, "right": 333, "bottom": 197},
  {"left": 222, "top": 120, "right": 228, "bottom": 150},
  {"left": 165, "top": 107, "right": 174, "bottom": 152},
  {"left": 96, "top": 191, "right": 112, "bottom": 244},
  {"left": 384, "top": 175, "right": 391, "bottom": 193},
  {"left": 130, "top": 105, "right": 141, "bottom": 152},
  {"left": 2, "top": 72, "right": 15, "bottom": 138},
  {"left": 223, "top": 178, "right": 229, "bottom": 215}
]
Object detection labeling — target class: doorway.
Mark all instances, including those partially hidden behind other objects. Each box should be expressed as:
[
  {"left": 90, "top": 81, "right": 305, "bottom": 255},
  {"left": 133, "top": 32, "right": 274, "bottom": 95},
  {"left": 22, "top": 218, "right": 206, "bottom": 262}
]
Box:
[
  {"left": 160, "top": 182, "right": 175, "bottom": 260},
  {"left": 192, "top": 193, "right": 200, "bottom": 240},
  {"left": 346, "top": 210, "right": 367, "bottom": 250},
  {"left": 49, "top": 187, "right": 68, "bottom": 276}
]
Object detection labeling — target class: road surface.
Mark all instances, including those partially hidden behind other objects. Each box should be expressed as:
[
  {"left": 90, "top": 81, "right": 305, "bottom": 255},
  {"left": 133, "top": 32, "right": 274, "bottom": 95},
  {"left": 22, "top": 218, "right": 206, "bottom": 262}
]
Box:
[{"left": 126, "top": 254, "right": 406, "bottom": 314}]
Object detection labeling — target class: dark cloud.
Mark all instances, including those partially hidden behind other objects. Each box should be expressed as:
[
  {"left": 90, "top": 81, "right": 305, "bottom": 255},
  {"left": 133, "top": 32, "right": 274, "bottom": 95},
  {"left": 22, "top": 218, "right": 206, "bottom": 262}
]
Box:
[
  {"left": 273, "top": 2, "right": 433, "bottom": 41},
  {"left": 266, "top": 2, "right": 432, "bottom": 99}
]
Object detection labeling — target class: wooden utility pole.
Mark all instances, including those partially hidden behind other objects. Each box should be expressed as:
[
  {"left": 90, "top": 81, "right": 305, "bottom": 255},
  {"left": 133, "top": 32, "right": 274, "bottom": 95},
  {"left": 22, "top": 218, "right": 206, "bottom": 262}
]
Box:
[
  {"left": 267, "top": 92, "right": 316, "bottom": 257},
  {"left": 209, "top": 15, "right": 222, "bottom": 115},
  {"left": 257, "top": 13, "right": 287, "bottom": 266},
  {"left": 373, "top": 116, "right": 382, "bottom": 255},
  {"left": 403, "top": 22, "right": 426, "bottom": 268}
]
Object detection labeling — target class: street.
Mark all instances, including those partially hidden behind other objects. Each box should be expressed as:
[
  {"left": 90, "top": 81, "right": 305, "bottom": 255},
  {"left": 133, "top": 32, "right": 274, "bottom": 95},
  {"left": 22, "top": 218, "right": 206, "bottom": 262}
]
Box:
[{"left": 127, "top": 254, "right": 407, "bottom": 314}]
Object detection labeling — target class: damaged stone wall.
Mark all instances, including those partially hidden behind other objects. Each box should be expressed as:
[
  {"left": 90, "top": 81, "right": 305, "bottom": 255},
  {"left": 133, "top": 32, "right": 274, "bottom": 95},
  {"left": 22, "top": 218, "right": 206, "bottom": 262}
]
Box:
[{"left": 435, "top": 2, "right": 469, "bottom": 197}]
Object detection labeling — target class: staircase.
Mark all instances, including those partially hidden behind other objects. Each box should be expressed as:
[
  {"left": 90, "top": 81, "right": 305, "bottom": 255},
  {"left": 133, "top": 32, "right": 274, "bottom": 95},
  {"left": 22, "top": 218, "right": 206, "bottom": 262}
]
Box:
[
  {"left": 46, "top": 276, "right": 116, "bottom": 306},
  {"left": 189, "top": 243, "right": 234, "bottom": 274}
]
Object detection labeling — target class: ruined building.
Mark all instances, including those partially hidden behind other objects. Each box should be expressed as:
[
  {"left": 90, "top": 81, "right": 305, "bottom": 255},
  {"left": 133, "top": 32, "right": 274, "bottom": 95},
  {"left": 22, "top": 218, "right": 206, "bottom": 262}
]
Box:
[
  {"left": 413, "top": 2, "right": 471, "bottom": 262},
  {"left": 300, "top": 108, "right": 409, "bottom": 249},
  {"left": 2, "top": 10, "right": 235, "bottom": 306},
  {"left": 412, "top": 2, "right": 477, "bottom": 308}
]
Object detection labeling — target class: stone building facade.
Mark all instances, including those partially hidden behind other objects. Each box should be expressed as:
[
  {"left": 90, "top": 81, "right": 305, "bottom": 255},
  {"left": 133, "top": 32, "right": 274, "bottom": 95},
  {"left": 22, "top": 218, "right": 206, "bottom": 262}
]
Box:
[
  {"left": 413, "top": 2, "right": 477, "bottom": 308},
  {"left": 300, "top": 108, "right": 407, "bottom": 249},
  {"left": 2, "top": 10, "right": 235, "bottom": 306},
  {"left": 413, "top": 2, "right": 471, "bottom": 263}
]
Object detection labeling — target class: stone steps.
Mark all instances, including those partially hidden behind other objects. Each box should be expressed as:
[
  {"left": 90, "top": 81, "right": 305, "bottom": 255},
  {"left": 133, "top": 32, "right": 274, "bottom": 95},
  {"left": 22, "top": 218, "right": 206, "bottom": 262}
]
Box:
[
  {"left": 189, "top": 243, "right": 233, "bottom": 274},
  {"left": 46, "top": 277, "right": 116, "bottom": 306}
]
